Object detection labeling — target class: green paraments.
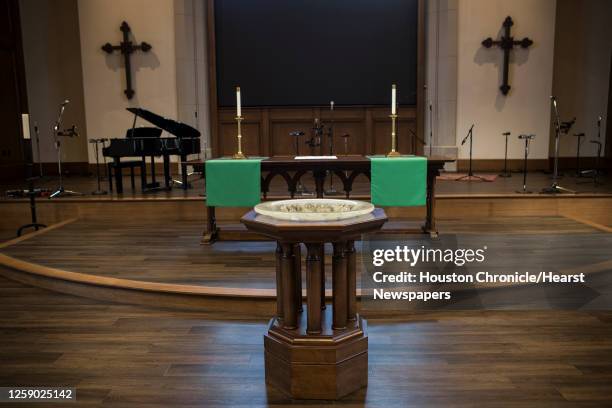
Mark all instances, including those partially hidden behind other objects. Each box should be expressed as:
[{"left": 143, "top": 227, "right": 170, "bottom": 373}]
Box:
[
  {"left": 369, "top": 156, "right": 427, "bottom": 207},
  {"left": 205, "top": 158, "right": 263, "bottom": 207}
]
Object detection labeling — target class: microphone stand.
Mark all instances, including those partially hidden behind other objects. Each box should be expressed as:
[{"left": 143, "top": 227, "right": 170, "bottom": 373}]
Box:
[
  {"left": 542, "top": 97, "right": 575, "bottom": 194},
  {"left": 425, "top": 84, "right": 433, "bottom": 156},
  {"left": 499, "top": 131, "right": 511, "bottom": 177},
  {"left": 326, "top": 101, "right": 339, "bottom": 195},
  {"left": 49, "top": 100, "right": 84, "bottom": 198},
  {"left": 457, "top": 125, "right": 485, "bottom": 181},
  {"left": 34, "top": 122, "right": 43, "bottom": 177},
  {"left": 406, "top": 127, "right": 426, "bottom": 152},
  {"left": 305, "top": 118, "right": 323, "bottom": 156},
  {"left": 516, "top": 134, "right": 535, "bottom": 193},
  {"left": 428, "top": 103, "right": 433, "bottom": 156}
]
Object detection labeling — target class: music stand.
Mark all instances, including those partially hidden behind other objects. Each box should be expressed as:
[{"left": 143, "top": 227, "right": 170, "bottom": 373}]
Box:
[
  {"left": 516, "top": 134, "right": 535, "bottom": 194},
  {"left": 542, "top": 96, "right": 575, "bottom": 194},
  {"left": 290, "top": 130, "right": 311, "bottom": 196},
  {"left": 33, "top": 122, "right": 43, "bottom": 177},
  {"left": 580, "top": 116, "right": 604, "bottom": 186},
  {"left": 90, "top": 138, "right": 108, "bottom": 195},
  {"left": 499, "top": 131, "right": 512, "bottom": 177},
  {"left": 326, "top": 101, "right": 339, "bottom": 195},
  {"left": 290, "top": 131, "right": 304, "bottom": 156},
  {"left": 16, "top": 121, "right": 46, "bottom": 236},
  {"left": 457, "top": 124, "right": 486, "bottom": 181},
  {"left": 572, "top": 133, "right": 585, "bottom": 177}
]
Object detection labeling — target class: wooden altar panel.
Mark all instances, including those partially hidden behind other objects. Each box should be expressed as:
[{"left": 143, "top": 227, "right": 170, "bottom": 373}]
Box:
[
  {"left": 215, "top": 106, "right": 419, "bottom": 158},
  {"left": 372, "top": 119, "right": 418, "bottom": 155},
  {"left": 219, "top": 121, "right": 262, "bottom": 157},
  {"left": 270, "top": 121, "right": 312, "bottom": 156}
]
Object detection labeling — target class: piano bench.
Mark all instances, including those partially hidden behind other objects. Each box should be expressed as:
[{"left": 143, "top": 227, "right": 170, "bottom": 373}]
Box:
[{"left": 107, "top": 160, "right": 146, "bottom": 193}]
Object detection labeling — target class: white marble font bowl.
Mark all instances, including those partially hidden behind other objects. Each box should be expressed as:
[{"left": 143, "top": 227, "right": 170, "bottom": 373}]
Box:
[{"left": 254, "top": 199, "right": 375, "bottom": 221}]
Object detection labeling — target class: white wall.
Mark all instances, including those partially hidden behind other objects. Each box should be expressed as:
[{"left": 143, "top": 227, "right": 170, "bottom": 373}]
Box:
[
  {"left": 552, "top": 0, "right": 611, "bottom": 158},
  {"left": 20, "top": 0, "right": 88, "bottom": 163},
  {"left": 78, "top": 0, "right": 177, "bottom": 163},
  {"left": 456, "top": 0, "right": 557, "bottom": 160}
]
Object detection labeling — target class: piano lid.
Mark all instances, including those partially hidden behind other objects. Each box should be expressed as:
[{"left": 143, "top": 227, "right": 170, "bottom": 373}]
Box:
[{"left": 126, "top": 107, "right": 201, "bottom": 139}]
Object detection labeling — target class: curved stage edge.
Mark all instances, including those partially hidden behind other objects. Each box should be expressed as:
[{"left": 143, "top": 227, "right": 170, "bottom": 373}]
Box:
[
  {"left": 1, "top": 213, "right": 611, "bottom": 317},
  {"left": 0, "top": 252, "right": 276, "bottom": 317}
]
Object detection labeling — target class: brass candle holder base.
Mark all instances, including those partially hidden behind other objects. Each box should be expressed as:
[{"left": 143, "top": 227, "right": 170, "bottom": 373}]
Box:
[
  {"left": 386, "top": 114, "right": 401, "bottom": 158},
  {"left": 232, "top": 116, "right": 247, "bottom": 160}
]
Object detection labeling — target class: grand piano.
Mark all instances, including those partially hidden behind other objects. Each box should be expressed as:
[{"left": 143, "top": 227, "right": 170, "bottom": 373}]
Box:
[{"left": 103, "top": 108, "right": 201, "bottom": 193}]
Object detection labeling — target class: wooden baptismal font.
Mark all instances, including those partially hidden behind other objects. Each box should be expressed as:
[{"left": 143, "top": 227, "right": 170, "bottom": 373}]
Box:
[{"left": 242, "top": 204, "right": 387, "bottom": 399}]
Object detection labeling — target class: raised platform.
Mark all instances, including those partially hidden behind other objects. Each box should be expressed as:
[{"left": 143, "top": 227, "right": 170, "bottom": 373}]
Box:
[
  {"left": 1, "top": 213, "right": 610, "bottom": 316},
  {"left": 1, "top": 170, "right": 611, "bottom": 315},
  {"left": 2, "top": 172, "right": 612, "bottom": 237}
]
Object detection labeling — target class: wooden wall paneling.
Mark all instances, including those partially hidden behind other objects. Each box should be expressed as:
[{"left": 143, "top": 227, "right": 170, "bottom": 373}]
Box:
[
  {"left": 219, "top": 109, "right": 262, "bottom": 157},
  {"left": 261, "top": 108, "right": 270, "bottom": 156},
  {"left": 219, "top": 121, "right": 261, "bottom": 157},
  {"left": 319, "top": 108, "right": 366, "bottom": 155},
  {"left": 371, "top": 107, "right": 417, "bottom": 155},
  {"left": 329, "top": 121, "right": 366, "bottom": 155},
  {"left": 268, "top": 108, "right": 310, "bottom": 156},
  {"left": 365, "top": 109, "right": 373, "bottom": 153},
  {"left": 270, "top": 121, "right": 312, "bottom": 156}
]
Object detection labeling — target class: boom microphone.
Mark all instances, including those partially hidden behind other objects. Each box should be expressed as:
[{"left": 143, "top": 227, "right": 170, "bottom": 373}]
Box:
[{"left": 461, "top": 124, "right": 474, "bottom": 146}]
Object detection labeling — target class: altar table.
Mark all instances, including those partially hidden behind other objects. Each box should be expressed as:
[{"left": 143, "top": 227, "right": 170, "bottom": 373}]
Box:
[{"left": 190, "top": 155, "right": 452, "bottom": 243}]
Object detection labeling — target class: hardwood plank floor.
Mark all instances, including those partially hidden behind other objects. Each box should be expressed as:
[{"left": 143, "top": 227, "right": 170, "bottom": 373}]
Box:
[
  {"left": 0, "top": 276, "right": 611, "bottom": 407},
  {"left": 0, "top": 216, "right": 604, "bottom": 289}
]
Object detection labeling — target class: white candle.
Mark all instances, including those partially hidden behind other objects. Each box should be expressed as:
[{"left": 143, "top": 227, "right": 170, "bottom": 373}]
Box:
[
  {"left": 391, "top": 84, "right": 397, "bottom": 115},
  {"left": 21, "top": 113, "right": 31, "bottom": 140},
  {"left": 236, "top": 86, "right": 241, "bottom": 117}
]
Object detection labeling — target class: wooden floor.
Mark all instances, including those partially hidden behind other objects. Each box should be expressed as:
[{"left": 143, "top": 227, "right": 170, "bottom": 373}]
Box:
[
  {"left": 1, "top": 195, "right": 611, "bottom": 405},
  {"left": 0, "top": 216, "right": 604, "bottom": 289},
  {"left": 0, "top": 275, "right": 611, "bottom": 407},
  {"left": 2, "top": 169, "right": 611, "bottom": 201}
]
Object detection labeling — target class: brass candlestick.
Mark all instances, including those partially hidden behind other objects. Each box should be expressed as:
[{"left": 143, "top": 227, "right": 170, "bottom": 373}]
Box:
[
  {"left": 386, "top": 113, "right": 400, "bottom": 157},
  {"left": 232, "top": 116, "right": 246, "bottom": 159}
]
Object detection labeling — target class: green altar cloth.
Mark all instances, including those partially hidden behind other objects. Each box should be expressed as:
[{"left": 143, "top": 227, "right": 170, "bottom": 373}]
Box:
[
  {"left": 369, "top": 156, "right": 427, "bottom": 206},
  {"left": 205, "top": 158, "right": 263, "bottom": 207}
]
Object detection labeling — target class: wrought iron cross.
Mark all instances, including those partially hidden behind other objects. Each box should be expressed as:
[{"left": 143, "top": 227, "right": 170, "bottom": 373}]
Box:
[
  {"left": 101, "top": 21, "right": 152, "bottom": 99},
  {"left": 482, "top": 16, "right": 533, "bottom": 95}
]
